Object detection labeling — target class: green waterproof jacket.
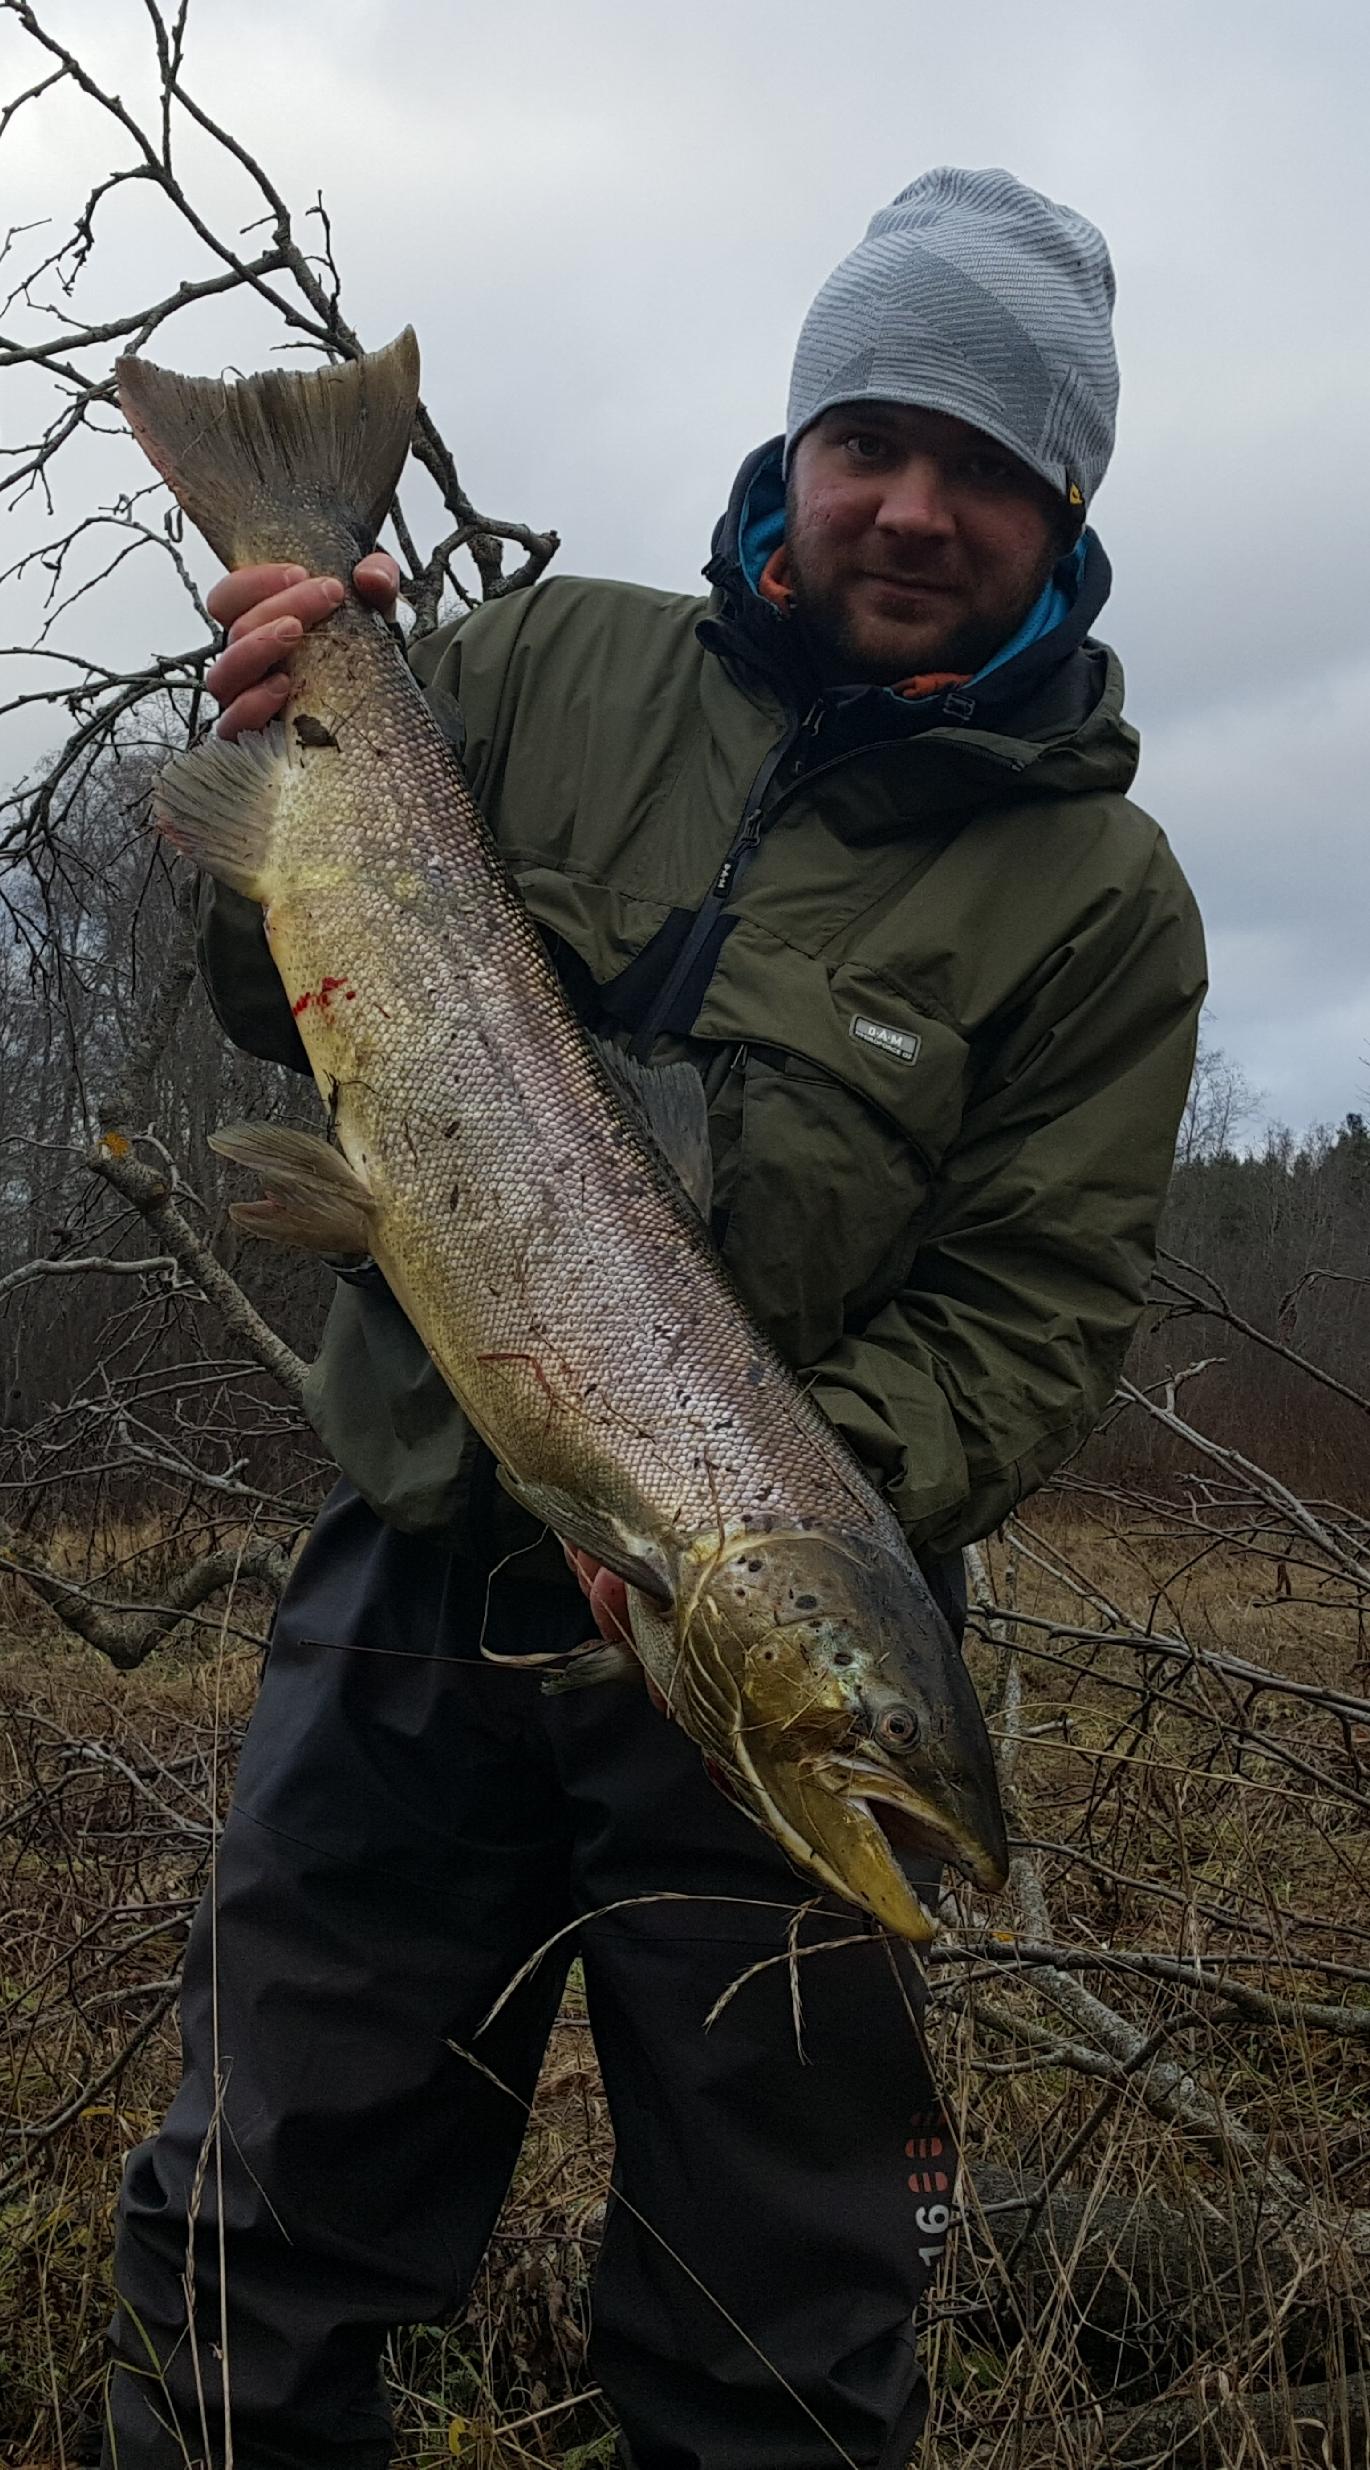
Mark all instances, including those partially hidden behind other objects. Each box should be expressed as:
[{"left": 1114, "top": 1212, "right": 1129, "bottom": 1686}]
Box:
[{"left": 197, "top": 491, "right": 1205, "bottom": 1560}]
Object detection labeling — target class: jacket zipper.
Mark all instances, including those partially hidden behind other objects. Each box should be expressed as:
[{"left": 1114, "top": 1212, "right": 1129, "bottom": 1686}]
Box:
[
  {"left": 627, "top": 701, "right": 1023, "bottom": 1062},
  {"left": 629, "top": 705, "right": 818, "bottom": 1059}
]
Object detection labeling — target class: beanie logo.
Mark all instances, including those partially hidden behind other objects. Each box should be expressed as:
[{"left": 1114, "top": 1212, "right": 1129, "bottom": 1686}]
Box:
[
  {"left": 1067, "top": 480, "right": 1084, "bottom": 507},
  {"left": 850, "top": 1015, "right": 922, "bottom": 1065}
]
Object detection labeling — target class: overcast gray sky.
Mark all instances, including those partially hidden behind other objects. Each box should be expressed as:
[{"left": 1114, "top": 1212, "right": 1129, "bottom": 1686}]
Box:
[{"left": 3, "top": 0, "right": 1367, "bottom": 1133}]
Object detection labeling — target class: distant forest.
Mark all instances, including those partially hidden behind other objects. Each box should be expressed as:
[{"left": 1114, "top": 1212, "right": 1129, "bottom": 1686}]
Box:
[{"left": 1101, "top": 1077, "right": 1370, "bottom": 1500}]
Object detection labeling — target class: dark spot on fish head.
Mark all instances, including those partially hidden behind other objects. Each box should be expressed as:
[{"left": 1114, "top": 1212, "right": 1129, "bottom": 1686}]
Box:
[
  {"left": 794, "top": 1592, "right": 819, "bottom": 1612},
  {"left": 294, "top": 714, "right": 339, "bottom": 751}
]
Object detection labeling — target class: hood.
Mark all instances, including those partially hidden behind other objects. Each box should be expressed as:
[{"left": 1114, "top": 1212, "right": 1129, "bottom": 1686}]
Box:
[{"left": 701, "top": 437, "right": 1138, "bottom": 803}]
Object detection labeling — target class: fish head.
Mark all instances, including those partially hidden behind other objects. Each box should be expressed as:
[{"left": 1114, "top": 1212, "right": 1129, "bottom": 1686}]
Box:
[{"left": 677, "top": 1524, "right": 1009, "bottom": 1941}]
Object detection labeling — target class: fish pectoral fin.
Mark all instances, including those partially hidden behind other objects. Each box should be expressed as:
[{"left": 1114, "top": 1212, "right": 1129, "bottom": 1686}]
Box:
[
  {"left": 153, "top": 725, "right": 290, "bottom": 900},
  {"left": 590, "top": 1038, "right": 713, "bottom": 1220},
  {"left": 211, "top": 1122, "right": 378, "bottom": 1255},
  {"left": 541, "top": 1641, "right": 642, "bottom": 1696},
  {"left": 495, "top": 1469, "right": 673, "bottom": 1604}
]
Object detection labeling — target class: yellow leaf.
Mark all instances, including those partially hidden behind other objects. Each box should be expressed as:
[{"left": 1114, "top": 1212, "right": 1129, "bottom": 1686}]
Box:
[
  {"left": 102, "top": 1130, "right": 131, "bottom": 1158},
  {"left": 447, "top": 2417, "right": 470, "bottom": 2456}
]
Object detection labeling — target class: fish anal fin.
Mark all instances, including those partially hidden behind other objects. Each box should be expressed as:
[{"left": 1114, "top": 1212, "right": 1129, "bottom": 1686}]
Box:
[
  {"left": 153, "top": 725, "right": 290, "bottom": 900},
  {"left": 212, "top": 1121, "right": 377, "bottom": 1255},
  {"left": 591, "top": 1039, "right": 713, "bottom": 1219}
]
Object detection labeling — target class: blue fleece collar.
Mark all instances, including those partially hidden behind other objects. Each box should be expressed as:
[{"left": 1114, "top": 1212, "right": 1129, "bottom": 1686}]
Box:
[
  {"left": 737, "top": 450, "right": 787, "bottom": 591},
  {"left": 735, "top": 444, "right": 1091, "bottom": 696}
]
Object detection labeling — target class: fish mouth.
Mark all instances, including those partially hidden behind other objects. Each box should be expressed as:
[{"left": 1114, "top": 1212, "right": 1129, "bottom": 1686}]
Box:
[
  {"left": 825, "top": 1756, "right": 1010, "bottom": 1897},
  {"left": 735, "top": 1740, "right": 942, "bottom": 1942}
]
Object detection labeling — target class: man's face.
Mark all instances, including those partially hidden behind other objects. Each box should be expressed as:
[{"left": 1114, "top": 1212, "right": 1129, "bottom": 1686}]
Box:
[{"left": 784, "top": 402, "right": 1069, "bottom": 687}]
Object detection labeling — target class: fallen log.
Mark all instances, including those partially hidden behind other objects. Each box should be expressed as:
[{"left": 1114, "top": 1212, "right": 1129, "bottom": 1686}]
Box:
[
  {"left": 1098, "top": 2365, "right": 1370, "bottom": 2467},
  {"left": 961, "top": 2166, "right": 1360, "bottom": 2387}
]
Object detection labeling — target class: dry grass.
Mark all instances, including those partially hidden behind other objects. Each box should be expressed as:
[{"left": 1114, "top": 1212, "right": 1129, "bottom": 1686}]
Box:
[{"left": 2, "top": 1497, "right": 1368, "bottom": 2467}]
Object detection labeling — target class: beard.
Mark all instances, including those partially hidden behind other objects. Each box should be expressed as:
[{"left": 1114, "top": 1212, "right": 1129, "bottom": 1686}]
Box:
[
  {"left": 787, "top": 586, "right": 1026, "bottom": 687},
  {"left": 780, "top": 480, "right": 1060, "bottom": 689},
  {"left": 784, "top": 553, "right": 1051, "bottom": 688}
]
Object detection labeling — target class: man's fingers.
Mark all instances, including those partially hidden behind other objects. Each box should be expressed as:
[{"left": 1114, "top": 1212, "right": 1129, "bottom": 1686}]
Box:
[
  {"left": 203, "top": 559, "right": 401, "bottom": 736},
  {"left": 206, "top": 564, "right": 309, "bottom": 629},
  {"left": 225, "top": 576, "right": 344, "bottom": 646},
  {"left": 207, "top": 557, "right": 399, "bottom": 636},
  {"left": 562, "top": 1545, "right": 634, "bottom": 1648},
  {"left": 216, "top": 671, "right": 292, "bottom": 742},
  {"left": 354, "top": 552, "right": 401, "bottom": 613},
  {"left": 205, "top": 618, "right": 303, "bottom": 713},
  {"left": 588, "top": 1567, "right": 633, "bottom": 1647},
  {"left": 206, "top": 575, "right": 350, "bottom": 726},
  {"left": 560, "top": 1542, "right": 663, "bottom": 1709}
]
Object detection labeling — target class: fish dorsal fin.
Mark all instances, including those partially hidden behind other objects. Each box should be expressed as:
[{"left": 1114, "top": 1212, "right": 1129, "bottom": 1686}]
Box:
[{"left": 592, "top": 1037, "right": 713, "bottom": 1219}]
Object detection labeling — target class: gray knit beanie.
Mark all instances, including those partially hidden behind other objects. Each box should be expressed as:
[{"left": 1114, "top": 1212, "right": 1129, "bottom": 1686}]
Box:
[{"left": 786, "top": 167, "right": 1119, "bottom": 512}]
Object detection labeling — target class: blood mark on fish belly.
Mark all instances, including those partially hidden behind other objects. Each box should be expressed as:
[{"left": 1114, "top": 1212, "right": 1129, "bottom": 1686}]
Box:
[{"left": 292, "top": 976, "right": 358, "bottom": 1019}]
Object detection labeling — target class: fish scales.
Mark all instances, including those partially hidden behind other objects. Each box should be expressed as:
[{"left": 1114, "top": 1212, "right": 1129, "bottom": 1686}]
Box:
[
  {"left": 116, "top": 330, "right": 1008, "bottom": 1939},
  {"left": 267, "top": 606, "right": 875, "bottom": 1546}
]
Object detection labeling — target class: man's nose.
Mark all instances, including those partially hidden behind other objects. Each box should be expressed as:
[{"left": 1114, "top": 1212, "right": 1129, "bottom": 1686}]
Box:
[{"left": 874, "top": 455, "right": 955, "bottom": 537}]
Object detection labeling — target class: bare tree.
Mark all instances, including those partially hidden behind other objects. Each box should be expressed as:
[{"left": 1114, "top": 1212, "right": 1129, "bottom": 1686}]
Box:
[
  {"left": 1, "top": 0, "right": 560, "bottom": 1653},
  {"left": 1173, "top": 1028, "right": 1259, "bottom": 1168}
]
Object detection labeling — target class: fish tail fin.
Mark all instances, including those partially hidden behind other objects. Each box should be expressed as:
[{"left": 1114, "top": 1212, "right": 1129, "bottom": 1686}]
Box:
[{"left": 115, "top": 329, "right": 420, "bottom": 571}]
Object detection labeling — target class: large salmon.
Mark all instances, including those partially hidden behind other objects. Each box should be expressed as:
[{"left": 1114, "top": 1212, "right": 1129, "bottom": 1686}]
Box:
[{"left": 116, "top": 331, "right": 1007, "bottom": 1939}]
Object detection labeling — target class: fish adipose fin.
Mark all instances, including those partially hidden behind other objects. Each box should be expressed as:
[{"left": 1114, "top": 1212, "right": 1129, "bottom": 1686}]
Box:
[
  {"left": 115, "top": 328, "right": 420, "bottom": 573},
  {"left": 153, "top": 724, "right": 291, "bottom": 900},
  {"left": 211, "top": 1122, "right": 377, "bottom": 1255},
  {"left": 591, "top": 1037, "right": 713, "bottom": 1219}
]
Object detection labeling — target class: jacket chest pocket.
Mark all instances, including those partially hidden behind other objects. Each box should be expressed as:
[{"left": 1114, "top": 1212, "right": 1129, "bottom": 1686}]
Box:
[{"left": 710, "top": 975, "right": 969, "bottom": 1370}]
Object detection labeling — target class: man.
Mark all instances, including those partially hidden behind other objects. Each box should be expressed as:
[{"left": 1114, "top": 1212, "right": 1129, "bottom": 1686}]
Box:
[{"left": 105, "top": 168, "right": 1205, "bottom": 2469}]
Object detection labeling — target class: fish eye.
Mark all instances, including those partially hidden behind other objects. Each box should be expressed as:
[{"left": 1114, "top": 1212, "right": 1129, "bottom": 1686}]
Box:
[
  {"left": 878, "top": 1704, "right": 920, "bottom": 1750},
  {"left": 832, "top": 1649, "right": 855, "bottom": 1669}
]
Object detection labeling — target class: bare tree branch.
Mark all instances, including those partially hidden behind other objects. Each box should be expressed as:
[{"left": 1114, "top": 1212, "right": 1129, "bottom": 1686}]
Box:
[{"left": 0, "top": 1527, "right": 288, "bottom": 1666}]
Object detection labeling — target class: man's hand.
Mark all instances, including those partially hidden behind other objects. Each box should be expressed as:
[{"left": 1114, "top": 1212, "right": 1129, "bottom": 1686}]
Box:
[
  {"left": 564, "top": 1545, "right": 633, "bottom": 1646},
  {"left": 206, "top": 553, "right": 401, "bottom": 740},
  {"left": 563, "top": 1547, "right": 678, "bottom": 1719}
]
